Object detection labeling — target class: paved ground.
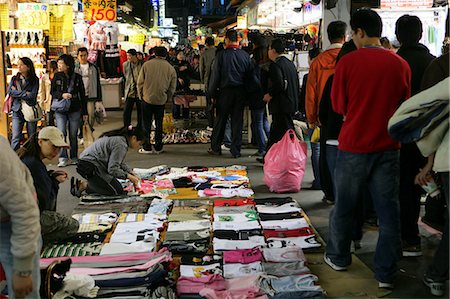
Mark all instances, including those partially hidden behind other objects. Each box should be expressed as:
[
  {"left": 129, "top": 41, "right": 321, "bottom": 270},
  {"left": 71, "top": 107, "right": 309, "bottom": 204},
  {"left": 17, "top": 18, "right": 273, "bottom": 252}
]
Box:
[{"left": 49, "top": 111, "right": 448, "bottom": 298}]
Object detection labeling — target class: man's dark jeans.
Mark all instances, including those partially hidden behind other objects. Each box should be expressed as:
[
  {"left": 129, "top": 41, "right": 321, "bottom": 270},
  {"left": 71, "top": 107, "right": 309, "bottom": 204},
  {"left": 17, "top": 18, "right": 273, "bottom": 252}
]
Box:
[
  {"left": 142, "top": 101, "right": 165, "bottom": 151},
  {"left": 326, "top": 150, "right": 402, "bottom": 283},
  {"left": 123, "top": 97, "right": 143, "bottom": 129}
]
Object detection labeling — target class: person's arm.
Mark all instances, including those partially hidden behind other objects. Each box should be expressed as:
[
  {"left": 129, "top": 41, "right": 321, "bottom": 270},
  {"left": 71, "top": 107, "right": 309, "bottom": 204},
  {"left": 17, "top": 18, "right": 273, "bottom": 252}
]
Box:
[
  {"left": 137, "top": 66, "right": 145, "bottom": 100},
  {"left": 415, "top": 154, "right": 435, "bottom": 186},
  {"left": 167, "top": 68, "right": 177, "bottom": 101},
  {"left": 7, "top": 76, "right": 26, "bottom": 98},
  {"left": 207, "top": 53, "right": 222, "bottom": 98},
  {"left": 267, "top": 63, "right": 284, "bottom": 97},
  {"left": 421, "top": 58, "right": 446, "bottom": 90},
  {"left": 319, "top": 76, "right": 333, "bottom": 128},
  {"left": 107, "top": 142, "right": 131, "bottom": 179},
  {"left": 22, "top": 80, "right": 39, "bottom": 106},
  {"left": 331, "top": 63, "right": 347, "bottom": 116},
  {"left": 305, "top": 60, "right": 318, "bottom": 126}
]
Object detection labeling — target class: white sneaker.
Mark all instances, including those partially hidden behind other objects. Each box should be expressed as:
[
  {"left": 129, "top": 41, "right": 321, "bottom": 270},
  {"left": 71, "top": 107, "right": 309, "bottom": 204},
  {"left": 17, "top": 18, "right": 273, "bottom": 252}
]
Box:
[
  {"left": 323, "top": 254, "right": 347, "bottom": 271},
  {"left": 221, "top": 144, "right": 230, "bottom": 151},
  {"left": 138, "top": 148, "right": 153, "bottom": 155},
  {"left": 58, "top": 160, "right": 69, "bottom": 167},
  {"left": 378, "top": 282, "right": 394, "bottom": 289}
]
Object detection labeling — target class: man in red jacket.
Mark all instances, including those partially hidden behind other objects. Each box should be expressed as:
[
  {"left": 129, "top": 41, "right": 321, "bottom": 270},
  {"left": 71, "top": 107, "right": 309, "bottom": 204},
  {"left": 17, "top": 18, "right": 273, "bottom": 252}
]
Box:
[{"left": 324, "top": 8, "right": 411, "bottom": 290}]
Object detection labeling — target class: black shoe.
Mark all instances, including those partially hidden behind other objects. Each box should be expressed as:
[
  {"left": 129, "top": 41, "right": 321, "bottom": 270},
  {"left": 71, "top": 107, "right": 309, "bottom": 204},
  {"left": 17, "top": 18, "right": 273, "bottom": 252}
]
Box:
[
  {"left": 70, "top": 177, "right": 82, "bottom": 198},
  {"left": 207, "top": 148, "right": 221, "bottom": 156},
  {"left": 232, "top": 153, "right": 241, "bottom": 158},
  {"left": 304, "top": 185, "right": 322, "bottom": 190},
  {"left": 322, "top": 196, "right": 335, "bottom": 205}
]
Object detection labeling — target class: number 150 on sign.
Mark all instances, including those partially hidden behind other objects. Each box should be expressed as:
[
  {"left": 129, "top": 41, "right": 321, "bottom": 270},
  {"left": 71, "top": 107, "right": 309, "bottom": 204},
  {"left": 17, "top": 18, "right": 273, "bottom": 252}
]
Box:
[{"left": 88, "top": 8, "right": 116, "bottom": 20}]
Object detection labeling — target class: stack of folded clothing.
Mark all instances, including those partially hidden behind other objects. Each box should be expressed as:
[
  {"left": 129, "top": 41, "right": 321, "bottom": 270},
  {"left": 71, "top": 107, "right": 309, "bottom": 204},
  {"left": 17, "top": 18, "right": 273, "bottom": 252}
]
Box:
[
  {"left": 177, "top": 254, "right": 225, "bottom": 298},
  {"left": 161, "top": 220, "right": 211, "bottom": 256},
  {"left": 212, "top": 198, "right": 266, "bottom": 252},
  {"left": 41, "top": 249, "right": 175, "bottom": 298}
]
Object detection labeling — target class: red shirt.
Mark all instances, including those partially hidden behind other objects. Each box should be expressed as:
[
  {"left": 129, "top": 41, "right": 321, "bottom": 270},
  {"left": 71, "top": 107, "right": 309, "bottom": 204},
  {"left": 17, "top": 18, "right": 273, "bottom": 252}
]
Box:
[{"left": 331, "top": 47, "right": 411, "bottom": 153}]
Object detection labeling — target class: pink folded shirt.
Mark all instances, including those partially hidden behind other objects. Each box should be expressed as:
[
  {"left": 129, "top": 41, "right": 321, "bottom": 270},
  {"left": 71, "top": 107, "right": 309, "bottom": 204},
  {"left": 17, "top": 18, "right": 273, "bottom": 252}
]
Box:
[
  {"left": 223, "top": 248, "right": 263, "bottom": 264},
  {"left": 177, "top": 274, "right": 226, "bottom": 294},
  {"left": 199, "top": 275, "right": 267, "bottom": 299}
]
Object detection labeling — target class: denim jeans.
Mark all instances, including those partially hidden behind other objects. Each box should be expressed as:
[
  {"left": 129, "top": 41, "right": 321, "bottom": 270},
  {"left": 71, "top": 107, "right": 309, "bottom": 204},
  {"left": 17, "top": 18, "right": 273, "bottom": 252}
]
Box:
[
  {"left": 251, "top": 108, "right": 270, "bottom": 154},
  {"left": 308, "top": 128, "right": 321, "bottom": 188},
  {"left": 0, "top": 222, "right": 41, "bottom": 299},
  {"left": 11, "top": 110, "right": 37, "bottom": 151},
  {"left": 326, "top": 144, "right": 364, "bottom": 241},
  {"left": 142, "top": 102, "right": 165, "bottom": 151},
  {"left": 326, "top": 150, "right": 402, "bottom": 283},
  {"left": 427, "top": 171, "right": 449, "bottom": 281},
  {"left": 55, "top": 111, "right": 81, "bottom": 162},
  {"left": 223, "top": 117, "right": 232, "bottom": 147}
]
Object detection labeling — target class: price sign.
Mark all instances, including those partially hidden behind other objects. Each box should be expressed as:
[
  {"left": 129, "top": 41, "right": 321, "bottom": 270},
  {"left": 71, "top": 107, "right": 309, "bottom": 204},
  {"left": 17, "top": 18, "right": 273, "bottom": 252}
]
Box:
[
  {"left": 131, "top": 33, "right": 145, "bottom": 45},
  {"left": 83, "top": 0, "right": 117, "bottom": 21},
  {"left": 17, "top": 3, "right": 49, "bottom": 30}
]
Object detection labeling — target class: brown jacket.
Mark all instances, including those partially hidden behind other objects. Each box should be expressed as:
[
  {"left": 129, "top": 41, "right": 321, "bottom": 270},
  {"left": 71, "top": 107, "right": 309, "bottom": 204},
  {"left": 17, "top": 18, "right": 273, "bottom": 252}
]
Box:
[{"left": 137, "top": 57, "right": 177, "bottom": 105}]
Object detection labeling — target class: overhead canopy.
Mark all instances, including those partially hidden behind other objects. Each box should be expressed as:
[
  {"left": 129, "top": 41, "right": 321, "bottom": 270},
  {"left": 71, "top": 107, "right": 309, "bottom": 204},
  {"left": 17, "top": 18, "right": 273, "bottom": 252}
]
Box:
[{"left": 206, "top": 16, "right": 237, "bottom": 30}]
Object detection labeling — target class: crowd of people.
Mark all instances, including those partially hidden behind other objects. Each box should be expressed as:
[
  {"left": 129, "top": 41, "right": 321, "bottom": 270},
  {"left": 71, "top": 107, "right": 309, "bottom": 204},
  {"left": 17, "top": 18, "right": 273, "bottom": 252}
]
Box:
[{"left": 0, "top": 6, "right": 449, "bottom": 299}]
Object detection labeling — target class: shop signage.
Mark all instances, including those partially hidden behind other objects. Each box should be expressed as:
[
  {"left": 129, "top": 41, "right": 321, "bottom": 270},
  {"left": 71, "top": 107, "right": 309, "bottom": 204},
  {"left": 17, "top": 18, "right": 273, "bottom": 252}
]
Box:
[
  {"left": 131, "top": 33, "right": 145, "bottom": 44},
  {"left": 49, "top": 5, "right": 73, "bottom": 46},
  {"left": 151, "top": 0, "right": 160, "bottom": 26},
  {"left": 83, "top": 0, "right": 117, "bottom": 21},
  {"left": 17, "top": 3, "right": 50, "bottom": 30},
  {"left": 0, "top": 4, "right": 8, "bottom": 30},
  {"left": 380, "top": 0, "right": 433, "bottom": 8},
  {"left": 237, "top": 15, "right": 247, "bottom": 29}
]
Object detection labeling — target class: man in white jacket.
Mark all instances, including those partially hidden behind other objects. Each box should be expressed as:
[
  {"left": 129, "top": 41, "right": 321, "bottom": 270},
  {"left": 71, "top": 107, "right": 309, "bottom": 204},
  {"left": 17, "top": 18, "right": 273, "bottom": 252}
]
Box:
[{"left": 0, "top": 136, "right": 41, "bottom": 298}]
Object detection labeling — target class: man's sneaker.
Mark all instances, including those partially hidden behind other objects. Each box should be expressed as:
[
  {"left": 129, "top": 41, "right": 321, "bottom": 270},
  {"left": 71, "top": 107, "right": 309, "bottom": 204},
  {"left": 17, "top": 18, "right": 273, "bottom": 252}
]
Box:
[
  {"left": 423, "top": 274, "right": 445, "bottom": 296},
  {"left": 70, "top": 159, "right": 78, "bottom": 165},
  {"left": 402, "top": 243, "right": 423, "bottom": 257},
  {"left": 221, "top": 144, "right": 230, "bottom": 151},
  {"left": 138, "top": 148, "right": 153, "bottom": 155},
  {"left": 58, "top": 160, "right": 70, "bottom": 167},
  {"left": 323, "top": 254, "right": 347, "bottom": 271},
  {"left": 351, "top": 240, "right": 362, "bottom": 253},
  {"left": 154, "top": 149, "right": 164, "bottom": 154},
  {"left": 378, "top": 282, "right": 394, "bottom": 289}
]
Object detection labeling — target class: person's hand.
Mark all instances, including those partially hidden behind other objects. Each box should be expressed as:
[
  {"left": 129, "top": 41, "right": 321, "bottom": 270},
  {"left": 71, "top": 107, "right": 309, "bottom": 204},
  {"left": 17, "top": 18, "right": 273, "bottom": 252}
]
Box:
[
  {"left": 180, "top": 66, "right": 187, "bottom": 71},
  {"left": 263, "top": 93, "right": 272, "bottom": 103},
  {"left": 415, "top": 164, "right": 434, "bottom": 186},
  {"left": 62, "top": 93, "right": 72, "bottom": 100},
  {"left": 178, "top": 78, "right": 184, "bottom": 85},
  {"left": 83, "top": 115, "right": 89, "bottom": 122},
  {"left": 53, "top": 170, "right": 68, "bottom": 183},
  {"left": 128, "top": 174, "right": 140, "bottom": 187},
  {"left": 13, "top": 274, "right": 33, "bottom": 299}
]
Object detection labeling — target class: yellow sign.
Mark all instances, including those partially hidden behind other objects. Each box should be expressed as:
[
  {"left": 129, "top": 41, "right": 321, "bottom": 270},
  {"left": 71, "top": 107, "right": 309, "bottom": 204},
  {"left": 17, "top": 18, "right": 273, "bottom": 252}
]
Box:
[
  {"left": 131, "top": 33, "right": 145, "bottom": 45},
  {"left": 237, "top": 15, "right": 247, "bottom": 29},
  {"left": 49, "top": 5, "right": 73, "bottom": 46},
  {"left": 83, "top": 0, "right": 117, "bottom": 21},
  {"left": 17, "top": 3, "right": 50, "bottom": 30},
  {"left": 0, "top": 4, "right": 8, "bottom": 30}
]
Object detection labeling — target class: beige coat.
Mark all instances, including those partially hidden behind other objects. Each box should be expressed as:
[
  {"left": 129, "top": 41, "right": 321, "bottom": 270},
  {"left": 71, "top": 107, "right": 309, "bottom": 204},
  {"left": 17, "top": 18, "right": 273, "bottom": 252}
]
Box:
[
  {"left": 137, "top": 57, "right": 177, "bottom": 106},
  {"left": 38, "top": 73, "right": 52, "bottom": 112}
]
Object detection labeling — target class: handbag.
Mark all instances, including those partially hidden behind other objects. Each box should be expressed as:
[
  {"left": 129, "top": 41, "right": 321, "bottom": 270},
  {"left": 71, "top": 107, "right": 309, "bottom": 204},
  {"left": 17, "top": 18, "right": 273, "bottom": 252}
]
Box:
[
  {"left": 15, "top": 79, "right": 42, "bottom": 122},
  {"left": 51, "top": 74, "right": 76, "bottom": 113},
  {"left": 3, "top": 93, "right": 11, "bottom": 113}
]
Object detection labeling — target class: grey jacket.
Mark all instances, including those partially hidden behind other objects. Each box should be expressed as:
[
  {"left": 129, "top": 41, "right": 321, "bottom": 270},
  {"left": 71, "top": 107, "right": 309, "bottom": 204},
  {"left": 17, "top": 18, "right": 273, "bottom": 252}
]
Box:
[
  {"left": 80, "top": 136, "right": 132, "bottom": 181},
  {"left": 200, "top": 47, "right": 216, "bottom": 88},
  {"left": 75, "top": 62, "right": 102, "bottom": 101},
  {"left": 123, "top": 61, "right": 142, "bottom": 99},
  {"left": 137, "top": 57, "right": 177, "bottom": 105},
  {"left": 0, "top": 137, "right": 40, "bottom": 273}
]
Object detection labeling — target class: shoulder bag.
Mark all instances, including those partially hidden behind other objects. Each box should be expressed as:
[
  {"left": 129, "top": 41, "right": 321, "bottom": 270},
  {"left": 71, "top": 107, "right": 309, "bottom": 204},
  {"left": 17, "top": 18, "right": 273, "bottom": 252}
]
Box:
[
  {"left": 18, "top": 78, "right": 43, "bottom": 122},
  {"left": 51, "top": 74, "right": 75, "bottom": 113}
]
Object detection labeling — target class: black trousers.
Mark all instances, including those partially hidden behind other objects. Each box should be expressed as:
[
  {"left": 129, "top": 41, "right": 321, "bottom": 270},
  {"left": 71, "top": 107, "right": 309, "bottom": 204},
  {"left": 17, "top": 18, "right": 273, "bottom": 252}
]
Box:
[
  {"left": 210, "top": 87, "right": 245, "bottom": 156},
  {"left": 320, "top": 135, "right": 334, "bottom": 201},
  {"left": 399, "top": 143, "right": 427, "bottom": 245},
  {"left": 265, "top": 113, "right": 294, "bottom": 153},
  {"left": 123, "top": 97, "right": 143, "bottom": 128},
  {"left": 205, "top": 94, "right": 214, "bottom": 128},
  {"left": 142, "top": 101, "right": 165, "bottom": 151},
  {"left": 77, "top": 160, "right": 125, "bottom": 196}
]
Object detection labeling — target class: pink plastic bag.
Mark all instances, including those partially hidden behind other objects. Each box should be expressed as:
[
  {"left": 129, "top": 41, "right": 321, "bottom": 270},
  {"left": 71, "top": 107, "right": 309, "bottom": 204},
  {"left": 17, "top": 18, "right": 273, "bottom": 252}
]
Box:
[{"left": 264, "top": 129, "right": 307, "bottom": 193}]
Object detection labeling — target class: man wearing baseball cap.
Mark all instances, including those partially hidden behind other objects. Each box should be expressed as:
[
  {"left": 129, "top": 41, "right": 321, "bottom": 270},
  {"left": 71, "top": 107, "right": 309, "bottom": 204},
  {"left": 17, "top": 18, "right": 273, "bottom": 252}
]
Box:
[{"left": 38, "top": 126, "right": 70, "bottom": 148}]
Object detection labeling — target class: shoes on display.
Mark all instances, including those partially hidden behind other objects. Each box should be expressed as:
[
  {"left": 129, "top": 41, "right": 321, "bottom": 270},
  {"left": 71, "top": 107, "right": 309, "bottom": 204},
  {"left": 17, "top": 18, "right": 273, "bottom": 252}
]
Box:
[
  {"left": 402, "top": 243, "right": 423, "bottom": 257},
  {"left": 139, "top": 148, "right": 153, "bottom": 155},
  {"left": 423, "top": 274, "right": 445, "bottom": 296},
  {"left": 323, "top": 254, "right": 347, "bottom": 271},
  {"left": 378, "top": 282, "right": 394, "bottom": 290}
]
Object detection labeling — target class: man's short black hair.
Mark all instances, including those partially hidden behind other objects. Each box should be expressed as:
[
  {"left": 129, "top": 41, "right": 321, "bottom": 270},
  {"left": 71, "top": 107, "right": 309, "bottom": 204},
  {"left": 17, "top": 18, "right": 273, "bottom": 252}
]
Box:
[
  {"left": 270, "top": 39, "right": 285, "bottom": 54},
  {"left": 127, "top": 49, "right": 137, "bottom": 56},
  {"left": 225, "top": 29, "right": 238, "bottom": 42},
  {"left": 154, "top": 46, "right": 168, "bottom": 57},
  {"left": 327, "top": 21, "right": 347, "bottom": 42},
  {"left": 205, "top": 36, "right": 214, "bottom": 46},
  {"left": 395, "top": 15, "right": 422, "bottom": 45},
  {"left": 77, "top": 47, "right": 88, "bottom": 54},
  {"left": 350, "top": 8, "right": 382, "bottom": 38}
]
